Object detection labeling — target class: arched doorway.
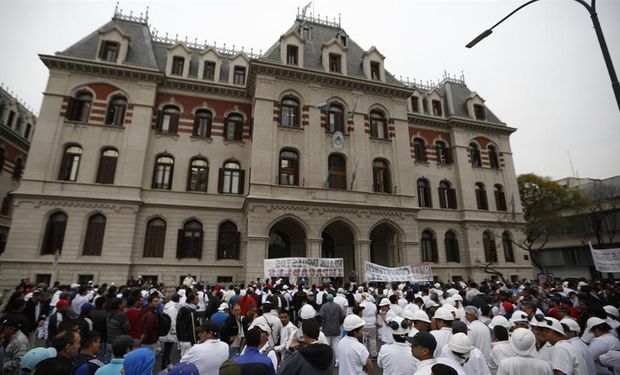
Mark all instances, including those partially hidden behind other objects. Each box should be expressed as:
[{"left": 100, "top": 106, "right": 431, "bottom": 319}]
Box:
[
  {"left": 268, "top": 218, "right": 306, "bottom": 258},
  {"left": 322, "top": 220, "right": 356, "bottom": 282},
  {"left": 370, "top": 222, "right": 401, "bottom": 267}
]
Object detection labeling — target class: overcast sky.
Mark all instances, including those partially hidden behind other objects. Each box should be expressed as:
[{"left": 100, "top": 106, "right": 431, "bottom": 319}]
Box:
[{"left": 1, "top": 0, "right": 618, "bottom": 180}]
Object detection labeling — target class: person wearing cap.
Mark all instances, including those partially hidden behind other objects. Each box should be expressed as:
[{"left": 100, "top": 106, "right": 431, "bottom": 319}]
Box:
[
  {"left": 509, "top": 310, "right": 530, "bottom": 330},
  {"left": 1, "top": 315, "right": 30, "bottom": 375},
  {"left": 561, "top": 318, "right": 596, "bottom": 375},
  {"left": 180, "top": 320, "right": 229, "bottom": 375},
  {"left": 48, "top": 298, "right": 73, "bottom": 339},
  {"left": 497, "top": 328, "right": 552, "bottom": 375},
  {"left": 438, "top": 322, "right": 490, "bottom": 375},
  {"left": 318, "top": 293, "right": 345, "bottom": 351},
  {"left": 463, "top": 305, "right": 492, "bottom": 363},
  {"left": 359, "top": 292, "right": 378, "bottom": 359},
  {"left": 20, "top": 347, "right": 57, "bottom": 374},
  {"left": 537, "top": 316, "right": 588, "bottom": 375},
  {"left": 377, "top": 316, "right": 417, "bottom": 375},
  {"left": 404, "top": 309, "right": 430, "bottom": 337},
  {"left": 122, "top": 347, "right": 155, "bottom": 375},
  {"left": 248, "top": 301, "right": 282, "bottom": 348},
  {"left": 488, "top": 317, "right": 515, "bottom": 375},
  {"left": 252, "top": 323, "right": 278, "bottom": 370},
  {"left": 430, "top": 306, "right": 454, "bottom": 357},
  {"left": 234, "top": 327, "right": 275, "bottom": 375},
  {"left": 530, "top": 316, "right": 553, "bottom": 362},
  {"left": 94, "top": 335, "right": 138, "bottom": 375},
  {"left": 587, "top": 316, "right": 620, "bottom": 374},
  {"left": 337, "top": 314, "right": 373, "bottom": 375},
  {"left": 377, "top": 297, "right": 395, "bottom": 345},
  {"left": 409, "top": 332, "right": 465, "bottom": 375},
  {"left": 603, "top": 305, "right": 620, "bottom": 335},
  {"left": 279, "top": 318, "right": 334, "bottom": 375},
  {"left": 287, "top": 304, "right": 328, "bottom": 348}
]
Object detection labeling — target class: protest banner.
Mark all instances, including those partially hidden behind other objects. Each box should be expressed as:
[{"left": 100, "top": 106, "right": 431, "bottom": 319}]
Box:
[
  {"left": 264, "top": 257, "right": 344, "bottom": 279},
  {"left": 364, "top": 261, "right": 433, "bottom": 282},
  {"left": 589, "top": 242, "right": 620, "bottom": 273}
]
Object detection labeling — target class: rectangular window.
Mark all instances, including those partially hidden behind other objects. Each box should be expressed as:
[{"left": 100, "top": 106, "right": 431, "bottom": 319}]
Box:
[
  {"left": 432, "top": 100, "right": 442, "bottom": 116},
  {"left": 370, "top": 62, "right": 380, "bottom": 80},
  {"left": 7, "top": 111, "right": 15, "bottom": 128},
  {"left": 203, "top": 61, "right": 216, "bottom": 80},
  {"left": 233, "top": 66, "right": 246, "bottom": 85},
  {"left": 301, "top": 28, "right": 311, "bottom": 39},
  {"left": 329, "top": 54, "right": 341, "bottom": 73},
  {"left": 35, "top": 274, "right": 52, "bottom": 286},
  {"left": 411, "top": 96, "right": 419, "bottom": 113},
  {"left": 99, "top": 41, "right": 119, "bottom": 62},
  {"left": 340, "top": 36, "right": 347, "bottom": 46},
  {"left": 422, "top": 99, "right": 428, "bottom": 114},
  {"left": 286, "top": 45, "right": 298, "bottom": 65},
  {"left": 171, "top": 56, "right": 184, "bottom": 76},
  {"left": 78, "top": 274, "right": 94, "bottom": 285},
  {"left": 217, "top": 276, "right": 233, "bottom": 283},
  {"left": 474, "top": 104, "right": 486, "bottom": 120}
]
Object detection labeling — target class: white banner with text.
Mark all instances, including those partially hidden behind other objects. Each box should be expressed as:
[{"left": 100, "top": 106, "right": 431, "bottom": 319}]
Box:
[
  {"left": 589, "top": 242, "right": 620, "bottom": 273},
  {"left": 364, "top": 261, "right": 434, "bottom": 282},
  {"left": 264, "top": 258, "right": 344, "bottom": 279}
]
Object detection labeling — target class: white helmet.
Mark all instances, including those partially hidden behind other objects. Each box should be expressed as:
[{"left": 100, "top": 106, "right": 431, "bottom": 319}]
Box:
[
  {"left": 510, "top": 327, "right": 536, "bottom": 356},
  {"left": 389, "top": 316, "right": 410, "bottom": 335},
  {"left": 604, "top": 305, "right": 619, "bottom": 319},
  {"left": 299, "top": 304, "right": 316, "bottom": 320},
  {"left": 379, "top": 298, "right": 391, "bottom": 307},
  {"left": 404, "top": 309, "right": 431, "bottom": 323},
  {"left": 509, "top": 311, "right": 529, "bottom": 324},
  {"left": 343, "top": 314, "right": 365, "bottom": 331},
  {"left": 488, "top": 315, "right": 510, "bottom": 330},
  {"left": 561, "top": 318, "right": 581, "bottom": 334},
  {"left": 433, "top": 306, "right": 455, "bottom": 321},
  {"left": 448, "top": 332, "right": 474, "bottom": 354}
]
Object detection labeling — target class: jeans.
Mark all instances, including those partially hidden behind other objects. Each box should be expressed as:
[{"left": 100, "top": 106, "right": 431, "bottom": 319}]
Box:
[{"left": 160, "top": 341, "right": 175, "bottom": 369}]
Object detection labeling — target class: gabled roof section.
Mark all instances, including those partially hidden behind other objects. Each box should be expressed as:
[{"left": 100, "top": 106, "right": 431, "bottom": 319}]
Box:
[
  {"left": 322, "top": 37, "right": 347, "bottom": 50},
  {"left": 167, "top": 42, "right": 193, "bottom": 54},
  {"left": 362, "top": 46, "right": 385, "bottom": 59},
  {"left": 443, "top": 81, "right": 502, "bottom": 123},
  {"left": 199, "top": 46, "right": 222, "bottom": 57},
  {"left": 98, "top": 25, "right": 130, "bottom": 40},
  {"left": 467, "top": 91, "right": 485, "bottom": 102},
  {"left": 280, "top": 29, "right": 305, "bottom": 44}
]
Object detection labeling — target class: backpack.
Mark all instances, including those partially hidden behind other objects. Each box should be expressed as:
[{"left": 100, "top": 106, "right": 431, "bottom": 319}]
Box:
[{"left": 157, "top": 312, "right": 172, "bottom": 337}]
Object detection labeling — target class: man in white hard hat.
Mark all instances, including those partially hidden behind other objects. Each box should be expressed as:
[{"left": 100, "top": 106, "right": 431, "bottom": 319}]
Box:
[
  {"left": 560, "top": 317, "right": 596, "bottom": 375},
  {"left": 496, "top": 328, "right": 553, "bottom": 375},
  {"left": 530, "top": 316, "right": 553, "bottom": 362},
  {"left": 488, "top": 316, "right": 515, "bottom": 375},
  {"left": 248, "top": 301, "right": 282, "bottom": 348},
  {"left": 377, "top": 298, "right": 395, "bottom": 345},
  {"left": 359, "top": 293, "right": 378, "bottom": 359},
  {"left": 538, "top": 316, "right": 588, "bottom": 375},
  {"left": 463, "top": 305, "right": 492, "bottom": 363},
  {"left": 409, "top": 331, "right": 465, "bottom": 375},
  {"left": 288, "top": 304, "right": 328, "bottom": 347},
  {"left": 377, "top": 316, "right": 416, "bottom": 375},
  {"left": 509, "top": 310, "right": 530, "bottom": 330},
  {"left": 337, "top": 314, "right": 373, "bottom": 375},
  {"left": 430, "top": 306, "right": 454, "bottom": 357},
  {"left": 404, "top": 309, "right": 430, "bottom": 337},
  {"left": 586, "top": 316, "right": 620, "bottom": 374},
  {"left": 603, "top": 305, "right": 620, "bottom": 335},
  {"left": 440, "top": 332, "right": 491, "bottom": 375}
]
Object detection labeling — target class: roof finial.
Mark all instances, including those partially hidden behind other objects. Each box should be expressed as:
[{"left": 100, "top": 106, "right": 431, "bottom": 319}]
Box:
[
  {"left": 338, "top": 13, "right": 341, "bottom": 26},
  {"left": 145, "top": 6, "right": 149, "bottom": 21},
  {"left": 114, "top": 1, "right": 119, "bottom": 16}
]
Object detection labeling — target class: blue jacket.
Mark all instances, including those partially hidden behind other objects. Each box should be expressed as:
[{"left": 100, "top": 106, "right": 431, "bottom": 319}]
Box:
[{"left": 233, "top": 346, "right": 275, "bottom": 375}]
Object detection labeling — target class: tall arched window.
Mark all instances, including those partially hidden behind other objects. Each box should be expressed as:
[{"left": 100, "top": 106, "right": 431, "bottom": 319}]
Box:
[
  {"left": 502, "top": 231, "right": 515, "bottom": 262},
  {"left": 217, "top": 221, "right": 240, "bottom": 260},
  {"left": 421, "top": 230, "right": 438, "bottom": 262},
  {"left": 413, "top": 138, "right": 427, "bottom": 162},
  {"left": 219, "top": 161, "right": 244, "bottom": 194},
  {"left": 157, "top": 105, "right": 180, "bottom": 134},
  {"left": 445, "top": 231, "right": 460, "bottom": 263},
  {"left": 327, "top": 104, "right": 344, "bottom": 133},
  {"left": 488, "top": 145, "right": 500, "bottom": 169},
  {"left": 67, "top": 91, "right": 92, "bottom": 122},
  {"left": 327, "top": 154, "right": 346, "bottom": 189},
  {"left": 372, "top": 159, "right": 391, "bottom": 193},
  {"left": 12, "top": 158, "right": 23, "bottom": 180},
  {"left": 475, "top": 182, "right": 488, "bottom": 210},
  {"left": 470, "top": 143, "right": 482, "bottom": 167},
  {"left": 417, "top": 178, "right": 432, "bottom": 208},
  {"left": 152, "top": 155, "right": 174, "bottom": 189},
  {"left": 58, "top": 145, "right": 82, "bottom": 181},
  {"left": 280, "top": 97, "right": 300, "bottom": 128},
  {"left": 494, "top": 184, "right": 507, "bottom": 211},
  {"left": 438, "top": 180, "right": 457, "bottom": 209},
  {"left": 143, "top": 218, "right": 166, "bottom": 257},
  {"left": 41, "top": 212, "right": 67, "bottom": 255},
  {"left": 193, "top": 109, "right": 213, "bottom": 137},
  {"left": 224, "top": 114, "right": 243, "bottom": 141},
  {"left": 435, "top": 141, "right": 451, "bottom": 165},
  {"left": 96, "top": 148, "right": 118, "bottom": 184},
  {"left": 177, "top": 220, "right": 203, "bottom": 259},
  {"left": 105, "top": 96, "right": 127, "bottom": 126},
  {"left": 370, "top": 111, "right": 387, "bottom": 139},
  {"left": 483, "top": 231, "right": 498, "bottom": 263},
  {"left": 83, "top": 214, "right": 106, "bottom": 256},
  {"left": 269, "top": 230, "right": 290, "bottom": 259},
  {"left": 279, "top": 150, "right": 299, "bottom": 186},
  {"left": 187, "top": 158, "right": 209, "bottom": 192}
]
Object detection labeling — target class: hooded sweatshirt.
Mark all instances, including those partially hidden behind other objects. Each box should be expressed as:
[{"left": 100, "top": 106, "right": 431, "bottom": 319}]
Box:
[{"left": 278, "top": 342, "right": 334, "bottom": 375}]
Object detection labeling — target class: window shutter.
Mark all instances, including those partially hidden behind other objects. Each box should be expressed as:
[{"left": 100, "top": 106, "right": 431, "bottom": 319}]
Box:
[
  {"left": 218, "top": 168, "right": 224, "bottom": 193},
  {"left": 156, "top": 110, "right": 163, "bottom": 130},
  {"left": 176, "top": 229, "right": 184, "bottom": 258},
  {"left": 207, "top": 118, "right": 213, "bottom": 137},
  {"left": 238, "top": 170, "right": 245, "bottom": 195},
  {"left": 446, "top": 148, "right": 452, "bottom": 164},
  {"left": 66, "top": 97, "right": 76, "bottom": 120},
  {"left": 235, "top": 119, "right": 243, "bottom": 140},
  {"left": 53, "top": 221, "right": 67, "bottom": 254},
  {"left": 432, "top": 238, "right": 438, "bottom": 263},
  {"left": 58, "top": 154, "right": 70, "bottom": 180},
  {"left": 197, "top": 230, "right": 204, "bottom": 259},
  {"left": 170, "top": 113, "right": 179, "bottom": 134},
  {"left": 234, "top": 231, "right": 241, "bottom": 259},
  {"left": 495, "top": 191, "right": 501, "bottom": 210},
  {"left": 438, "top": 188, "right": 446, "bottom": 208},
  {"left": 204, "top": 168, "right": 209, "bottom": 192},
  {"left": 449, "top": 189, "right": 457, "bottom": 209}
]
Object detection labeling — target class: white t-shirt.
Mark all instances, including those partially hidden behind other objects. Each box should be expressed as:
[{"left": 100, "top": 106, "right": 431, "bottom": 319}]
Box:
[
  {"left": 590, "top": 333, "right": 620, "bottom": 373},
  {"left": 249, "top": 313, "right": 282, "bottom": 347},
  {"left": 489, "top": 341, "right": 516, "bottom": 375},
  {"left": 431, "top": 327, "right": 452, "bottom": 357},
  {"left": 377, "top": 341, "right": 417, "bottom": 375},
  {"left": 259, "top": 341, "right": 278, "bottom": 370},
  {"left": 533, "top": 341, "right": 552, "bottom": 362},
  {"left": 550, "top": 340, "right": 588, "bottom": 375},
  {"left": 497, "top": 355, "right": 553, "bottom": 375},
  {"left": 360, "top": 300, "right": 377, "bottom": 328},
  {"left": 468, "top": 319, "right": 493, "bottom": 362},
  {"left": 568, "top": 337, "right": 597, "bottom": 375},
  {"left": 336, "top": 335, "right": 369, "bottom": 375},
  {"left": 180, "top": 339, "right": 229, "bottom": 375}
]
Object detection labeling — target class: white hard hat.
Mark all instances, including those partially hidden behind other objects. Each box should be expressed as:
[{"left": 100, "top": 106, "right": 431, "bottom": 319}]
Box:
[
  {"left": 585, "top": 317, "right": 607, "bottom": 332},
  {"left": 433, "top": 307, "right": 455, "bottom": 321},
  {"left": 561, "top": 318, "right": 581, "bottom": 334},
  {"left": 448, "top": 332, "right": 474, "bottom": 354},
  {"left": 488, "top": 315, "right": 510, "bottom": 330},
  {"left": 604, "top": 305, "right": 619, "bottom": 319},
  {"left": 299, "top": 304, "right": 316, "bottom": 320},
  {"left": 424, "top": 300, "right": 439, "bottom": 309},
  {"left": 509, "top": 311, "right": 529, "bottom": 324},
  {"left": 389, "top": 316, "right": 410, "bottom": 335},
  {"left": 404, "top": 309, "right": 431, "bottom": 323},
  {"left": 379, "top": 298, "right": 391, "bottom": 307},
  {"left": 442, "top": 303, "right": 457, "bottom": 313},
  {"left": 218, "top": 303, "right": 229, "bottom": 311},
  {"left": 510, "top": 328, "right": 536, "bottom": 356},
  {"left": 452, "top": 294, "right": 463, "bottom": 302},
  {"left": 540, "top": 316, "right": 565, "bottom": 335},
  {"left": 445, "top": 297, "right": 456, "bottom": 307},
  {"left": 343, "top": 314, "right": 365, "bottom": 331}
]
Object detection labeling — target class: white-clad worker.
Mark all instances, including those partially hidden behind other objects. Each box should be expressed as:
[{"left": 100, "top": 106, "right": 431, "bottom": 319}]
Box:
[
  {"left": 539, "top": 316, "right": 588, "bottom": 375},
  {"left": 377, "top": 316, "right": 417, "bottom": 375},
  {"left": 377, "top": 298, "right": 395, "bottom": 345},
  {"left": 586, "top": 317, "right": 620, "bottom": 374},
  {"left": 463, "top": 305, "right": 492, "bottom": 363},
  {"left": 404, "top": 309, "right": 430, "bottom": 337},
  {"left": 488, "top": 316, "right": 515, "bottom": 375},
  {"left": 560, "top": 318, "right": 597, "bottom": 375},
  {"left": 440, "top": 332, "right": 491, "bottom": 375},
  {"left": 496, "top": 328, "right": 553, "bottom": 375},
  {"left": 336, "top": 314, "right": 373, "bottom": 375},
  {"left": 430, "top": 306, "right": 454, "bottom": 357}
]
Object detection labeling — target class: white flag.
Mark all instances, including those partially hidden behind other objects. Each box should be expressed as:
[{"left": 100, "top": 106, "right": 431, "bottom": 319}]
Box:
[{"left": 301, "top": 1, "right": 312, "bottom": 16}]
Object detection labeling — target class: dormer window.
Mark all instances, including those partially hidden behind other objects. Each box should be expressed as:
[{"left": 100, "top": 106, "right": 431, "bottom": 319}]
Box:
[
  {"left": 99, "top": 41, "right": 119, "bottom": 62},
  {"left": 340, "top": 35, "right": 347, "bottom": 47},
  {"left": 411, "top": 96, "right": 419, "bottom": 113},
  {"left": 203, "top": 61, "right": 216, "bottom": 81},
  {"left": 171, "top": 56, "right": 185, "bottom": 76},
  {"left": 233, "top": 66, "right": 246, "bottom": 85},
  {"left": 329, "top": 53, "right": 341, "bottom": 73},
  {"left": 370, "top": 62, "right": 380, "bottom": 80},
  {"left": 432, "top": 100, "right": 442, "bottom": 116},
  {"left": 474, "top": 104, "right": 486, "bottom": 120},
  {"left": 286, "top": 45, "right": 298, "bottom": 65},
  {"left": 301, "top": 27, "right": 311, "bottom": 40}
]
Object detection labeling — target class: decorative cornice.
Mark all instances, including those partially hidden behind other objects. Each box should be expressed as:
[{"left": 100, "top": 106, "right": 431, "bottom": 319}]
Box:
[
  {"left": 0, "top": 124, "right": 30, "bottom": 151},
  {"left": 160, "top": 78, "right": 250, "bottom": 99},
  {"left": 408, "top": 113, "right": 516, "bottom": 135}
]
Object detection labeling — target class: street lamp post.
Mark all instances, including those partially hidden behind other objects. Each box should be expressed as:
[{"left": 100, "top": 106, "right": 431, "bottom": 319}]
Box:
[{"left": 466, "top": 0, "right": 620, "bottom": 113}]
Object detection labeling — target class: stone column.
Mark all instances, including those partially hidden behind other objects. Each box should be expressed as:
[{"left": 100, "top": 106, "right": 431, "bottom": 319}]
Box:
[
  {"left": 354, "top": 240, "right": 371, "bottom": 283},
  {"left": 400, "top": 241, "right": 419, "bottom": 265},
  {"left": 306, "top": 238, "right": 323, "bottom": 285},
  {"left": 245, "top": 236, "right": 269, "bottom": 283}
]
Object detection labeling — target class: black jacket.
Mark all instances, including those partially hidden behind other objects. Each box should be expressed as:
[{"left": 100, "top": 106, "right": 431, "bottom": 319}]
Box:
[
  {"left": 279, "top": 343, "right": 334, "bottom": 375},
  {"left": 220, "top": 314, "right": 240, "bottom": 345},
  {"left": 175, "top": 304, "right": 199, "bottom": 343}
]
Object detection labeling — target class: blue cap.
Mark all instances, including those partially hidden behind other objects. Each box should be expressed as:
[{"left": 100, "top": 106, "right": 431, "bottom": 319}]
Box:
[
  {"left": 21, "top": 347, "right": 57, "bottom": 370},
  {"left": 80, "top": 303, "right": 95, "bottom": 312},
  {"left": 157, "top": 362, "right": 200, "bottom": 375}
]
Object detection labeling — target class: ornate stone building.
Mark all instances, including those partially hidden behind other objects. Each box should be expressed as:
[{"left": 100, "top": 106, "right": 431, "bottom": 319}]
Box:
[{"left": 0, "top": 8, "right": 531, "bottom": 288}]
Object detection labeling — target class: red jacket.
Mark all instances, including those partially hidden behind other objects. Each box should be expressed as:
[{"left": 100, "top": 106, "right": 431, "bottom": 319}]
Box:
[{"left": 139, "top": 308, "right": 159, "bottom": 344}]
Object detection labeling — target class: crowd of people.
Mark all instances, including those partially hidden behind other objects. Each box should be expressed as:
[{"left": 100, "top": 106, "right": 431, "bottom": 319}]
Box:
[{"left": 0, "top": 273, "right": 619, "bottom": 374}]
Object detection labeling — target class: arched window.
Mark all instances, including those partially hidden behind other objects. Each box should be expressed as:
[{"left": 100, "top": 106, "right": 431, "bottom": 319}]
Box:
[
  {"left": 413, "top": 138, "right": 427, "bottom": 162},
  {"left": 445, "top": 231, "right": 460, "bottom": 263},
  {"left": 327, "top": 154, "right": 346, "bottom": 189},
  {"left": 67, "top": 91, "right": 92, "bottom": 122},
  {"left": 177, "top": 220, "right": 203, "bottom": 259},
  {"left": 269, "top": 230, "right": 290, "bottom": 259},
  {"left": 421, "top": 230, "right": 438, "bottom": 263},
  {"left": 280, "top": 97, "right": 300, "bottom": 128},
  {"left": 193, "top": 109, "right": 212, "bottom": 137},
  {"left": 224, "top": 114, "right": 243, "bottom": 141},
  {"left": 417, "top": 179, "right": 432, "bottom": 208},
  {"left": 83, "top": 214, "right": 106, "bottom": 256},
  {"left": 327, "top": 104, "right": 344, "bottom": 133},
  {"left": 219, "top": 161, "right": 244, "bottom": 194},
  {"left": 370, "top": 111, "right": 387, "bottom": 139},
  {"left": 279, "top": 150, "right": 299, "bottom": 186},
  {"left": 152, "top": 155, "right": 174, "bottom": 189},
  {"left": 12, "top": 158, "right": 23, "bottom": 180},
  {"left": 475, "top": 182, "right": 488, "bottom": 210},
  {"left": 0, "top": 148, "right": 5, "bottom": 171},
  {"left": 105, "top": 96, "right": 127, "bottom": 126},
  {"left": 435, "top": 141, "right": 451, "bottom": 165},
  {"left": 483, "top": 231, "right": 498, "bottom": 263},
  {"left": 157, "top": 105, "right": 180, "bottom": 134},
  {"left": 217, "top": 221, "right": 240, "bottom": 260},
  {"left": 41, "top": 212, "right": 67, "bottom": 255},
  {"left": 372, "top": 159, "right": 391, "bottom": 193},
  {"left": 470, "top": 143, "right": 482, "bottom": 167},
  {"left": 438, "top": 180, "right": 457, "bottom": 209},
  {"left": 187, "top": 158, "right": 209, "bottom": 192},
  {"left": 488, "top": 145, "right": 500, "bottom": 169},
  {"left": 58, "top": 145, "right": 82, "bottom": 181},
  {"left": 96, "top": 148, "right": 118, "bottom": 184},
  {"left": 494, "top": 184, "right": 507, "bottom": 211},
  {"left": 143, "top": 218, "right": 166, "bottom": 257},
  {"left": 502, "top": 231, "right": 515, "bottom": 262}
]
